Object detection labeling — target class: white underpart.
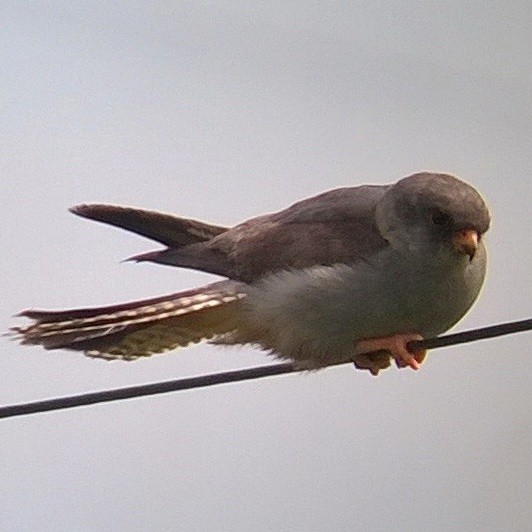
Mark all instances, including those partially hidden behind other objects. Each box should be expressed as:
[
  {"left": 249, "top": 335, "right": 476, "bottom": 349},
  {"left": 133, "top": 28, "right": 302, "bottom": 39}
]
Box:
[
  {"left": 244, "top": 263, "right": 389, "bottom": 364},
  {"left": 243, "top": 242, "right": 486, "bottom": 366}
]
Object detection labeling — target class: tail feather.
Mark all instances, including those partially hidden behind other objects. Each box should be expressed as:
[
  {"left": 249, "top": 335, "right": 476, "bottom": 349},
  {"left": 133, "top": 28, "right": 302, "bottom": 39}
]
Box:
[{"left": 11, "top": 281, "right": 247, "bottom": 360}]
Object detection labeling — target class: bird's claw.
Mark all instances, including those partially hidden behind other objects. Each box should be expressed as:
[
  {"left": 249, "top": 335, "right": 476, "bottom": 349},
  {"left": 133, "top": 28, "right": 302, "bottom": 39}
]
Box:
[
  {"left": 353, "top": 333, "right": 427, "bottom": 376},
  {"left": 352, "top": 350, "right": 392, "bottom": 376}
]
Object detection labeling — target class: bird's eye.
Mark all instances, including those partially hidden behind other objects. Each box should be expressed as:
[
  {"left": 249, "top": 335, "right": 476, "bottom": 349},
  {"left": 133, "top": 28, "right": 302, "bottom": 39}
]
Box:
[{"left": 431, "top": 210, "right": 452, "bottom": 226}]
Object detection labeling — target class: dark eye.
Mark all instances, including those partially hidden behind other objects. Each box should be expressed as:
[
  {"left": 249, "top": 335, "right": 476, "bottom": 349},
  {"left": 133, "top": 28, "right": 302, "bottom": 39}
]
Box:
[{"left": 431, "top": 210, "right": 452, "bottom": 226}]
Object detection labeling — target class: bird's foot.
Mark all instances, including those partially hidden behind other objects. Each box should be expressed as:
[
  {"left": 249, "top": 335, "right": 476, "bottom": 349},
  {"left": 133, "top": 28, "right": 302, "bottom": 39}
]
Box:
[
  {"left": 353, "top": 333, "right": 426, "bottom": 376},
  {"left": 352, "top": 350, "right": 392, "bottom": 376}
]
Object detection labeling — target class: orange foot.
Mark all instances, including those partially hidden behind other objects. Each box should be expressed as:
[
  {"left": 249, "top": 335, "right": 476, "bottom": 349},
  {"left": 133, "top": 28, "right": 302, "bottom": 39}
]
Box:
[{"left": 353, "top": 333, "right": 427, "bottom": 375}]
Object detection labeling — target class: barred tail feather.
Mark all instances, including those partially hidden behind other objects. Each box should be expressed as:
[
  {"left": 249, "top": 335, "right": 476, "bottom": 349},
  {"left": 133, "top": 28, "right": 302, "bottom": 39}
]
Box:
[{"left": 11, "top": 281, "right": 247, "bottom": 360}]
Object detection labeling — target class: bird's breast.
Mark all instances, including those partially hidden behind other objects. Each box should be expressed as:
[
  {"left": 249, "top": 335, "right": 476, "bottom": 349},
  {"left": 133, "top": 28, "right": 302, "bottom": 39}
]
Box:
[{"left": 242, "top": 242, "right": 486, "bottom": 364}]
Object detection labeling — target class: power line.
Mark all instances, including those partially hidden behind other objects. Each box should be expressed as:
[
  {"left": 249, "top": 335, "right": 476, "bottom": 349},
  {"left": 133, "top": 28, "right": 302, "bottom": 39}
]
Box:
[{"left": 1, "top": 318, "right": 531, "bottom": 420}]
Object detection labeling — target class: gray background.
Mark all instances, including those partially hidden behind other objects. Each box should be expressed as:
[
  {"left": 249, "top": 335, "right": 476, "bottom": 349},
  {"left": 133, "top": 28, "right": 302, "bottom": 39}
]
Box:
[{"left": 1, "top": 2, "right": 531, "bottom": 531}]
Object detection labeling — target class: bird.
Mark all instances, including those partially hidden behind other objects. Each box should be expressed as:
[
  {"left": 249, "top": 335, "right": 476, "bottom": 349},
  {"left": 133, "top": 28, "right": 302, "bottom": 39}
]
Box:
[{"left": 11, "top": 172, "right": 490, "bottom": 376}]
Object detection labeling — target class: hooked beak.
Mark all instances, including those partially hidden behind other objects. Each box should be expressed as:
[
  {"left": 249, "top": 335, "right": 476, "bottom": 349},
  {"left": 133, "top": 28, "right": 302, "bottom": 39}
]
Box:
[{"left": 452, "top": 228, "right": 479, "bottom": 261}]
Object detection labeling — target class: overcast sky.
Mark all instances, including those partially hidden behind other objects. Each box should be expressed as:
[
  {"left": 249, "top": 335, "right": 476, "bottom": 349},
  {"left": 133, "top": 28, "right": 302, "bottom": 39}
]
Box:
[{"left": 1, "top": 2, "right": 531, "bottom": 531}]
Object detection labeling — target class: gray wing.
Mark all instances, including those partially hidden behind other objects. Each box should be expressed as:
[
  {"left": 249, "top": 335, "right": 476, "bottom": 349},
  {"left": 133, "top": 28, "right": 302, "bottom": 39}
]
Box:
[
  {"left": 72, "top": 185, "right": 390, "bottom": 283},
  {"left": 70, "top": 204, "right": 233, "bottom": 278},
  {"left": 204, "top": 184, "right": 390, "bottom": 281},
  {"left": 70, "top": 204, "right": 228, "bottom": 247}
]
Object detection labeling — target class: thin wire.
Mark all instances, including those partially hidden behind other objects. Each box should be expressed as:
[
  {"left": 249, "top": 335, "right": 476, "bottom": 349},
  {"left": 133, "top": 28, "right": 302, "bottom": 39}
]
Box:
[{"left": 1, "top": 318, "right": 531, "bottom": 420}]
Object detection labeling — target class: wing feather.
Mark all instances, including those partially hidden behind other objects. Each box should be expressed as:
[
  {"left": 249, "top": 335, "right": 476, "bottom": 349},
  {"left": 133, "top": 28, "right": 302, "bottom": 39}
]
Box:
[{"left": 11, "top": 281, "right": 246, "bottom": 360}]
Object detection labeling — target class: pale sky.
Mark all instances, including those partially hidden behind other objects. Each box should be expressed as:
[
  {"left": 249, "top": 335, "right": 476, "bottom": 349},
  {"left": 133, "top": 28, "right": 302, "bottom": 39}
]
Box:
[{"left": 1, "top": 2, "right": 531, "bottom": 531}]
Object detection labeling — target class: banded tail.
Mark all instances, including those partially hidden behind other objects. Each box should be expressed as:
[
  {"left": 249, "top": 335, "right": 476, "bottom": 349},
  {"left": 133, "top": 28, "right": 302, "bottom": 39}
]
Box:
[{"left": 11, "top": 281, "right": 247, "bottom": 360}]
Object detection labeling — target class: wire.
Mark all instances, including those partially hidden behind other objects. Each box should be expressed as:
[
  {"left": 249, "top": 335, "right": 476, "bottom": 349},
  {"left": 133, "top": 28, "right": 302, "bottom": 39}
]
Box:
[{"left": 1, "top": 318, "right": 531, "bottom": 420}]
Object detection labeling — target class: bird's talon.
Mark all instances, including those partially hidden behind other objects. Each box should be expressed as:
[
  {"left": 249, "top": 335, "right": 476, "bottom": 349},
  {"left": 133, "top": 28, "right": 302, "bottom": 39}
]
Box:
[{"left": 355, "top": 333, "right": 426, "bottom": 374}]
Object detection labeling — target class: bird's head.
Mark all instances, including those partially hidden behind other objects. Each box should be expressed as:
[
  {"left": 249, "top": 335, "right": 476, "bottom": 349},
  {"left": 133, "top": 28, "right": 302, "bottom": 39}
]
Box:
[{"left": 375, "top": 172, "right": 491, "bottom": 261}]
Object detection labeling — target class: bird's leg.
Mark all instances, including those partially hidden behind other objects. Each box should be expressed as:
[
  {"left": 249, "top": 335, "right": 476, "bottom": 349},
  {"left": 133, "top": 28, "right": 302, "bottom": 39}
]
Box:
[{"left": 353, "top": 333, "right": 427, "bottom": 375}]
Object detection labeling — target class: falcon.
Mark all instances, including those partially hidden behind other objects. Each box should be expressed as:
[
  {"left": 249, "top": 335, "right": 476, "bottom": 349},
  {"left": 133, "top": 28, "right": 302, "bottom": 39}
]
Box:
[{"left": 12, "top": 172, "right": 490, "bottom": 375}]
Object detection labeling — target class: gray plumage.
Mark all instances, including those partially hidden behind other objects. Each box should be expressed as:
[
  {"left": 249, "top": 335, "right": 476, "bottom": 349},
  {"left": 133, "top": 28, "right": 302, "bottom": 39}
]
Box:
[{"left": 12, "top": 172, "right": 490, "bottom": 375}]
